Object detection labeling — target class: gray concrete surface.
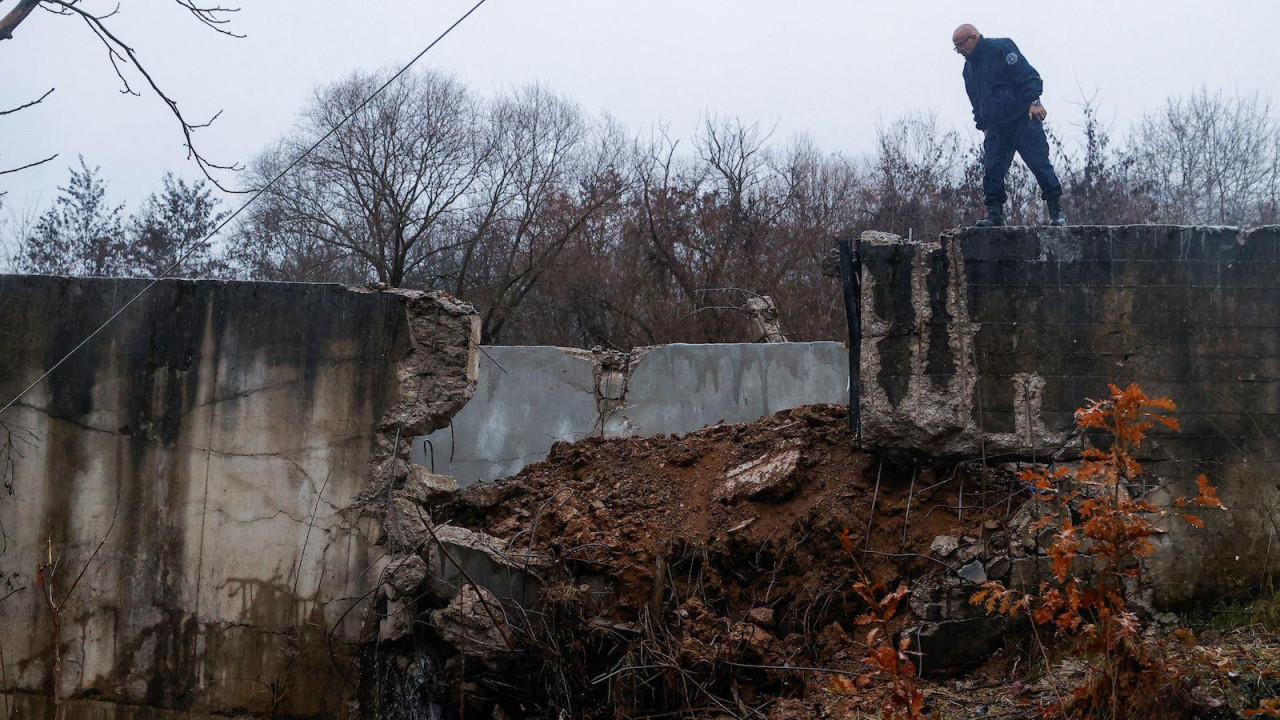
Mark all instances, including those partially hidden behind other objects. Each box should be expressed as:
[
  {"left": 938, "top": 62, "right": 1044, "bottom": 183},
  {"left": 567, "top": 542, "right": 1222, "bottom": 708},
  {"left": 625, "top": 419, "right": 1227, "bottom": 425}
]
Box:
[
  {"left": 612, "top": 342, "right": 849, "bottom": 436},
  {"left": 861, "top": 225, "right": 1280, "bottom": 602},
  {"left": 412, "top": 346, "right": 601, "bottom": 485},
  {"left": 415, "top": 342, "right": 850, "bottom": 486},
  {"left": 0, "top": 275, "right": 475, "bottom": 720}
]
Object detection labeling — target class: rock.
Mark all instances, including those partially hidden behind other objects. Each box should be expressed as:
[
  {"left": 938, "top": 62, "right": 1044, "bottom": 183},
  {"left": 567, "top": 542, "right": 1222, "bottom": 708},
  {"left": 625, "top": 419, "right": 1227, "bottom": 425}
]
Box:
[
  {"left": 403, "top": 465, "right": 460, "bottom": 505},
  {"left": 1155, "top": 612, "right": 1179, "bottom": 626},
  {"left": 719, "top": 448, "right": 803, "bottom": 503},
  {"left": 733, "top": 621, "right": 775, "bottom": 660},
  {"left": 1011, "top": 557, "right": 1052, "bottom": 588},
  {"left": 958, "top": 560, "right": 988, "bottom": 584},
  {"left": 913, "top": 616, "right": 1007, "bottom": 676},
  {"left": 746, "top": 606, "right": 775, "bottom": 628},
  {"left": 457, "top": 482, "right": 505, "bottom": 512},
  {"left": 745, "top": 295, "right": 787, "bottom": 343},
  {"left": 930, "top": 535, "right": 961, "bottom": 557},
  {"left": 375, "top": 454, "right": 410, "bottom": 486},
  {"left": 427, "top": 524, "right": 550, "bottom": 606},
  {"left": 987, "top": 556, "right": 1012, "bottom": 580},
  {"left": 817, "top": 621, "right": 850, "bottom": 649},
  {"left": 430, "top": 584, "right": 514, "bottom": 661},
  {"left": 380, "top": 596, "right": 413, "bottom": 642},
  {"left": 384, "top": 495, "right": 432, "bottom": 552},
  {"left": 384, "top": 554, "right": 428, "bottom": 598},
  {"left": 379, "top": 290, "right": 480, "bottom": 437},
  {"left": 956, "top": 543, "right": 983, "bottom": 564},
  {"left": 1035, "top": 526, "right": 1058, "bottom": 550}
]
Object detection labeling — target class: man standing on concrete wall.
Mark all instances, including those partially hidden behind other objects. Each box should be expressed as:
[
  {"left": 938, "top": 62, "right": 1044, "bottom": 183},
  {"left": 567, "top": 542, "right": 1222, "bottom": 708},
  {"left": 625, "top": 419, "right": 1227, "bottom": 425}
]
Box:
[{"left": 953, "top": 24, "right": 1066, "bottom": 228}]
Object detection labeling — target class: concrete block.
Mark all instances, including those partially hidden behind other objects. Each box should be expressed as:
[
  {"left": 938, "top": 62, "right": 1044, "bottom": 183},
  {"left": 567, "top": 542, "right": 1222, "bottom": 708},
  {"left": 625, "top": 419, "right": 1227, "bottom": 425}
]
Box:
[
  {"left": 413, "top": 346, "right": 599, "bottom": 486},
  {"left": 612, "top": 343, "right": 849, "bottom": 437}
]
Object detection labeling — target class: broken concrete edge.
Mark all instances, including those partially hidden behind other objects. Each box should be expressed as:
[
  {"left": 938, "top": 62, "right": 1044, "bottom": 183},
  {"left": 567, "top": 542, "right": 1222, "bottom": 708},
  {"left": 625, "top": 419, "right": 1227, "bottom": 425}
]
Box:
[
  {"left": 359, "top": 289, "right": 481, "bottom": 506},
  {"left": 858, "top": 230, "right": 1077, "bottom": 460},
  {"left": 559, "top": 345, "right": 658, "bottom": 434},
  {"left": 321, "top": 288, "right": 496, "bottom": 684}
]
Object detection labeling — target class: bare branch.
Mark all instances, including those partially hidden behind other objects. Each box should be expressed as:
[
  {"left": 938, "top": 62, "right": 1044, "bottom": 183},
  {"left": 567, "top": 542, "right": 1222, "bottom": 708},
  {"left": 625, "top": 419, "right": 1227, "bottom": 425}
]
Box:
[
  {"left": 36, "top": 0, "right": 242, "bottom": 189},
  {"left": 0, "top": 87, "right": 54, "bottom": 116},
  {"left": 0, "top": 152, "right": 58, "bottom": 176},
  {"left": 173, "top": 0, "right": 243, "bottom": 37},
  {"left": 0, "top": 0, "right": 41, "bottom": 40}
]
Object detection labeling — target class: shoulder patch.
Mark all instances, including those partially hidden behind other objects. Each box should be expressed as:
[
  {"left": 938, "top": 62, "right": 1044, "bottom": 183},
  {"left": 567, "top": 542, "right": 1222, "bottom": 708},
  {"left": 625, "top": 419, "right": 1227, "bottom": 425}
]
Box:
[{"left": 1005, "top": 52, "right": 1019, "bottom": 65}]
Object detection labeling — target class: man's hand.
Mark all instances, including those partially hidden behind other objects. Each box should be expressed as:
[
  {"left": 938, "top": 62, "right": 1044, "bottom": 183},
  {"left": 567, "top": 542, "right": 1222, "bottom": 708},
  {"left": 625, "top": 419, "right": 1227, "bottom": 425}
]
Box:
[{"left": 1029, "top": 102, "right": 1047, "bottom": 122}]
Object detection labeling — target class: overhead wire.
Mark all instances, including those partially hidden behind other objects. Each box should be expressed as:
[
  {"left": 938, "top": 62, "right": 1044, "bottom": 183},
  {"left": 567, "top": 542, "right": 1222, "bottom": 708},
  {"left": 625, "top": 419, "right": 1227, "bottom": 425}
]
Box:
[{"left": 0, "top": 0, "right": 491, "bottom": 419}]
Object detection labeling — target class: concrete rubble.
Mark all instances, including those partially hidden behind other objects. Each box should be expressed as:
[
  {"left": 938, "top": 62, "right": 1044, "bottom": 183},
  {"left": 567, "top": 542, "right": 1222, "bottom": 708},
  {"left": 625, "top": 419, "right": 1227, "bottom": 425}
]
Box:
[
  {"left": 426, "top": 524, "right": 550, "bottom": 606},
  {"left": 429, "top": 585, "right": 516, "bottom": 661},
  {"left": 718, "top": 447, "right": 803, "bottom": 503},
  {"left": 383, "top": 554, "right": 428, "bottom": 599}
]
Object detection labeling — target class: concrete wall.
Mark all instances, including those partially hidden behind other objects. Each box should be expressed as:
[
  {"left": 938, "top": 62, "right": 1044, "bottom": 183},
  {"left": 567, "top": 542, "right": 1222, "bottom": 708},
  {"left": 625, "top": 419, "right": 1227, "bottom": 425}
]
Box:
[
  {"left": 0, "top": 276, "right": 477, "bottom": 720},
  {"left": 413, "top": 343, "right": 850, "bottom": 486},
  {"left": 860, "top": 226, "right": 1280, "bottom": 601}
]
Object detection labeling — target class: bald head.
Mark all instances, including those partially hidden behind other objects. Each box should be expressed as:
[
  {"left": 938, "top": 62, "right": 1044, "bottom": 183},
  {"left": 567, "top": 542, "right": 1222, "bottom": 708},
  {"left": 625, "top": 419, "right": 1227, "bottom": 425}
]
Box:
[{"left": 952, "top": 24, "right": 980, "bottom": 57}]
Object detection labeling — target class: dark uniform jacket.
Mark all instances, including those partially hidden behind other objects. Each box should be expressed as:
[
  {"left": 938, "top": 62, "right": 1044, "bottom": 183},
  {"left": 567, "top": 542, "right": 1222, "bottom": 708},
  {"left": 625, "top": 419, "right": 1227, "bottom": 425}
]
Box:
[{"left": 962, "top": 37, "right": 1043, "bottom": 131}]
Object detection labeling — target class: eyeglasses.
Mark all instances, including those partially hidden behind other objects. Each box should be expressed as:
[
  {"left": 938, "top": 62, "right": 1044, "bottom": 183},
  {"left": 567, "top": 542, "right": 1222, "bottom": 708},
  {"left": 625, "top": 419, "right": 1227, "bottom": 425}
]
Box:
[{"left": 953, "top": 34, "right": 976, "bottom": 52}]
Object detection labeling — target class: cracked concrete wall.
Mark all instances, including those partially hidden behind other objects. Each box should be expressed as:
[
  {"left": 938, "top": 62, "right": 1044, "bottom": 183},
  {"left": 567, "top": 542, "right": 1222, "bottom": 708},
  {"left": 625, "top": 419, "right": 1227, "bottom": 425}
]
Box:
[
  {"left": 860, "top": 225, "right": 1280, "bottom": 602},
  {"left": 412, "top": 343, "right": 850, "bottom": 487},
  {"left": 0, "top": 276, "right": 478, "bottom": 720}
]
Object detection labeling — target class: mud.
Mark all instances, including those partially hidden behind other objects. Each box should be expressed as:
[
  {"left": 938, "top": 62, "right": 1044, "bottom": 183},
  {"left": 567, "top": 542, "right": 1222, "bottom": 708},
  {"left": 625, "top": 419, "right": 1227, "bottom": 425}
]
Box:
[{"left": 429, "top": 404, "right": 1025, "bottom": 718}]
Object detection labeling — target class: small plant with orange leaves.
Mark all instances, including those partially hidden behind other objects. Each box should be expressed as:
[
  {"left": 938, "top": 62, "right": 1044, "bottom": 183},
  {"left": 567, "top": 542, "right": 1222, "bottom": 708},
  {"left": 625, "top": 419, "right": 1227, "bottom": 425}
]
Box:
[
  {"left": 833, "top": 526, "right": 929, "bottom": 719},
  {"left": 971, "top": 383, "right": 1227, "bottom": 719},
  {"left": 1245, "top": 697, "right": 1280, "bottom": 718},
  {"left": 853, "top": 579, "right": 927, "bottom": 720}
]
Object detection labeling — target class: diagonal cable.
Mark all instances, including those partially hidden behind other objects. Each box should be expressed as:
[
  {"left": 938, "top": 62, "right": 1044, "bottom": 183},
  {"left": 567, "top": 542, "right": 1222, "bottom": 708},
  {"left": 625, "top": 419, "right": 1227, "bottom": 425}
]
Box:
[{"left": 0, "top": 0, "right": 490, "bottom": 419}]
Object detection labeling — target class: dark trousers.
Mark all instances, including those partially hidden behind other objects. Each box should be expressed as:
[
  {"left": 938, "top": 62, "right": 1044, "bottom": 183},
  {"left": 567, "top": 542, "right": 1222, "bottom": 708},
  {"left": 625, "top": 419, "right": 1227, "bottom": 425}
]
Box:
[{"left": 982, "top": 117, "right": 1062, "bottom": 210}]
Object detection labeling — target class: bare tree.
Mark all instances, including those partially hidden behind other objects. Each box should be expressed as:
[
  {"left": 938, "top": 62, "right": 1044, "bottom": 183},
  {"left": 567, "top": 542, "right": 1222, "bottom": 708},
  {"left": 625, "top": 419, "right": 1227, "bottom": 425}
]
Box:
[
  {"left": 1055, "top": 93, "right": 1155, "bottom": 225},
  {"left": 223, "top": 68, "right": 1280, "bottom": 350},
  {"left": 452, "top": 85, "right": 630, "bottom": 342},
  {"left": 863, "top": 112, "right": 973, "bottom": 238},
  {"left": 0, "top": 0, "right": 240, "bottom": 185},
  {"left": 232, "top": 68, "right": 483, "bottom": 287},
  {"left": 1129, "top": 88, "right": 1280, "bottom": 225}
]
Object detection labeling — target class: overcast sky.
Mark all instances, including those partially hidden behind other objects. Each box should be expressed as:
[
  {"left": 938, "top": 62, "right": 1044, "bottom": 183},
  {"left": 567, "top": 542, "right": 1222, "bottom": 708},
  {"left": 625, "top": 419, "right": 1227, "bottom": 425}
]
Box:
[{"left": 3, "top": 0, "right": 1280, "bottom": 221}]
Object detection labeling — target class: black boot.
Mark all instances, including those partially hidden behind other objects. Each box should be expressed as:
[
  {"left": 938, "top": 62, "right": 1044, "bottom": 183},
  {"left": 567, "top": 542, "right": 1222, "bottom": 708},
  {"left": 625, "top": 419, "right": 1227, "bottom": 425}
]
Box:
[
  {"left": 1046, "top": 198, "right": 1066, "bottom": 227},
  {"left": 975, "top": 207, "right": 1004, "bottom": 227}
]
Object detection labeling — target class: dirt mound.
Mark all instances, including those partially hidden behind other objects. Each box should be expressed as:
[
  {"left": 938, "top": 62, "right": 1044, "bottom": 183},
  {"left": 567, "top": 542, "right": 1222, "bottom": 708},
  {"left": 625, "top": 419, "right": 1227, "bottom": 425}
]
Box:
[{"left": 435, "top": 404, "right": 1022, "bottom": 718}]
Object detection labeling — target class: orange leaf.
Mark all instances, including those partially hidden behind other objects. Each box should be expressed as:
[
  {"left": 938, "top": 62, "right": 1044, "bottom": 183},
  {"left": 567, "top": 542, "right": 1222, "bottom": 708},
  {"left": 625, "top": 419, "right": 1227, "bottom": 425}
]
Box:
[
  {"left": 828, "top": 675, "right": 857, "bottom": 695},
  {"left": 838, "top": 526, "right": 854, "bottom": 553}
]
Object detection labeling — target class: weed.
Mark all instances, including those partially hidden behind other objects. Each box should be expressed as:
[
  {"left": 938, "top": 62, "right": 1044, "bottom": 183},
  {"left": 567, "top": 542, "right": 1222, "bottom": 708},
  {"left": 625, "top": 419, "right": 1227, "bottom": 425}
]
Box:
[{"left": 971, "top": 383, "right": 1227, "bottom": 719}]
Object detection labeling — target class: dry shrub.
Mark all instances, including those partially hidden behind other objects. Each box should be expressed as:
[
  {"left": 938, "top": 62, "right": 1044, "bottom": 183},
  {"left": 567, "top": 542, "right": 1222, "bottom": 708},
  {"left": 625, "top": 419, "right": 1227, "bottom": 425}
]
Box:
[{"left": 972, "top": 383, "right": 1227, "bottom": 719}]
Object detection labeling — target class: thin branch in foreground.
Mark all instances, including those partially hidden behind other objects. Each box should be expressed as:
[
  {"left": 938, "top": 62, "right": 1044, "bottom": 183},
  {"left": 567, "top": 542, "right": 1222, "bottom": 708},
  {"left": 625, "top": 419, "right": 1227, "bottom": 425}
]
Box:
[
  {"left": 39, "top": 0, "right": 243, "bottom": 190},
  {"left": 173, "top": 0, "right": 243, "bottom": 37},
  {"left": 0, "top": 153, "right": 58, "bottom": 177},
  {"left": 0, "top": 87, "right": 55, "bottom": 117}
]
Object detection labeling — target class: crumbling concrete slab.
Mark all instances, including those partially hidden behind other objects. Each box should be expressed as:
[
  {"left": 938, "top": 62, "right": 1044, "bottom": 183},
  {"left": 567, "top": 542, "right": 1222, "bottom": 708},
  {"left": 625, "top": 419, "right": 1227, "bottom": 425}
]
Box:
[
  {"left": 429, "top": 584, "right": 515, "bottom": 661},
  {"left": 426, "top": 524, "right": 549, "bottom": 607},
  {"left": 0, "top": 277, "right": 481, "bottom": 720},
  {"left": 861, "top": 225, "right": 1280, "bottom": 602},
  {"left": 718, "top": 448, "right": 803, "bottom": 503}
]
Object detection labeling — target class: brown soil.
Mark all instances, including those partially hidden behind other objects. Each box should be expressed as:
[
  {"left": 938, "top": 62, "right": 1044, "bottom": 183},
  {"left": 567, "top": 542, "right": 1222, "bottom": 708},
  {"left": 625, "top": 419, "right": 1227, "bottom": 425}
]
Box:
[{"left": 438, "top": 404, "right": 1023, "bottom": 718}]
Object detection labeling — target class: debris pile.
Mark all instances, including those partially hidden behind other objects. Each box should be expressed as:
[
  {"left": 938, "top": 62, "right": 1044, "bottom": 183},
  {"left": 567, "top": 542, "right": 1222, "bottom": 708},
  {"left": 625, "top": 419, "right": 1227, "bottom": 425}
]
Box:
[{"left": 400, "top": 404, "right": 1031, "bottom": 718}]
